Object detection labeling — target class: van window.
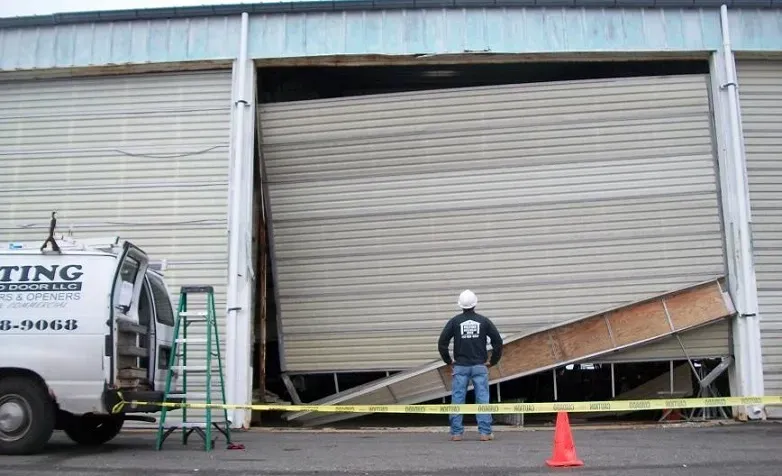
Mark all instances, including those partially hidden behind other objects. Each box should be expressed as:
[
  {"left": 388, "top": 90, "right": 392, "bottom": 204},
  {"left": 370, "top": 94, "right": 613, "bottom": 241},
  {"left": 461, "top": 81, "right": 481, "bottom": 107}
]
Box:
[
  {"left": 119, "top": 257, "right": 140, "bottom": 285},
  {"left": 148, "top": 275, "right": 175, "bottom": 327},
  {"left": 114, "top": 257, "right": 141, "bottom": 310},
  {"left": 137, "top": 281, "right": 153, "bottom": 370},
  {"left": 138, "top": 282, "right": 152, "bottom": 328}
]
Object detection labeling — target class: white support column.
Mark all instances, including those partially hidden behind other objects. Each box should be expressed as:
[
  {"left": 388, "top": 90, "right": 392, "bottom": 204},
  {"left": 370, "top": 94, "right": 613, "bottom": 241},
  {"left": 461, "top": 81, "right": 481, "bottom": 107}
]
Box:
[
  {"left": 226, "top": 11, "right": 255, "bottom": 429},
  {"left": 708, "top": 5, "right": 765, "bottom": 420}
]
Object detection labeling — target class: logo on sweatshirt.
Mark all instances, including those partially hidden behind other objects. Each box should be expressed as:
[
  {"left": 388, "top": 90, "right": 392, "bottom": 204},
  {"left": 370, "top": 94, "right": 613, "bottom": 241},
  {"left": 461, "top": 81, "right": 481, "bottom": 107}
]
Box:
[{"left": 460, "top": 319, "right": 480, "bottom": 339}]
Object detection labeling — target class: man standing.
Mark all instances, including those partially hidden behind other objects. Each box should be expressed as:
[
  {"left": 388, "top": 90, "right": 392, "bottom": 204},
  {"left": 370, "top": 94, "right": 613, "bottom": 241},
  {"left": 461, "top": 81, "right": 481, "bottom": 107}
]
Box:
[{"left": 437, "top": 289, "right": 503, "bottom": 441}]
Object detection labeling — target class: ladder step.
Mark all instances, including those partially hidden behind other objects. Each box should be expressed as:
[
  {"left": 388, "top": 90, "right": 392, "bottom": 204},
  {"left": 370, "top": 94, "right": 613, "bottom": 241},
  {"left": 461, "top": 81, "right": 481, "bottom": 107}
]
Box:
[
  {"left": 118, "top": 345, "right": 148, "bottom": 357},
  {"left": 117, "top": 367, "right": 147, "bottom": 379},
  {"left": 166, "top": 392, "right": 209, "bottom": 399},
  {"left": 175, "top": 337, "right": 207, "bottom": 344},
  {"left": 164, "top": 421, "right": 229, "bottom": 429},
  {"left": 117, "top": 320, "right": 147, "bottom": 335},
  {"left": 180, "top": 285, "right": 214, "bottom": 294},
  {"left": 179, "top": 312, "right": 208, "bottom": 318},
  {"left": 172, "top": 366, "right": 210, "bottom": 373}
]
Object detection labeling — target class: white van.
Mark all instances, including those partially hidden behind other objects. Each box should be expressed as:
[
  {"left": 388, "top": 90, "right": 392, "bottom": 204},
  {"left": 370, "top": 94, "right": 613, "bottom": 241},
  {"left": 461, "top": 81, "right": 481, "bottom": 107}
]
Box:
[{"left": 0, "top": 235, "right": 180, "bottom": 455}]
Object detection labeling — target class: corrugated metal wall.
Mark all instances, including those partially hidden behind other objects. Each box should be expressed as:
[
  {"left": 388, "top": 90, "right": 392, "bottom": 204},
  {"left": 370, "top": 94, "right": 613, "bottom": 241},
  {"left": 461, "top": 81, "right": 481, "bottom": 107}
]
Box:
[
  {"left": 259, "top": 73, "right": 729, "bottom": 373},
  {"left": 738, "top": 60, "right": 782, "bottom": 417},
  {"left": 0, "top": 69, "right": 233, "bottom": 420}
]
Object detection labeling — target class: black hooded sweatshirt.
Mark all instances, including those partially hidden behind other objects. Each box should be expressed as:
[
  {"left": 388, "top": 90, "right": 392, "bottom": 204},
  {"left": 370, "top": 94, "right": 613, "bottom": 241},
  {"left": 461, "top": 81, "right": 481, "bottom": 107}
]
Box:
[{"left": 437, "top": 309, "right": 503, "bottom": 367}]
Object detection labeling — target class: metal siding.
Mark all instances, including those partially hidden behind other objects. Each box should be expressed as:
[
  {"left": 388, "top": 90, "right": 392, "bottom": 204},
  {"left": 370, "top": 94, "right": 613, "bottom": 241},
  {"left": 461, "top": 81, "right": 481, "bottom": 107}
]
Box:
[
  {"left": 260, "top": 73, "right": 729, "bottom": 373},
  {"left": 0, "top": 70, "right": 233, "bottom": 419},
  {"left": 738, "top": 60, "right": 782, "bottom": 417},
  {"left": 728, "top": 8, "right": 782, "bottom": 52},
  {"left": 0, "top": 16, "right": 240, "bottom": 71},
  {"left": 0, "top": 7, "right": 739, "bottom": 72}
]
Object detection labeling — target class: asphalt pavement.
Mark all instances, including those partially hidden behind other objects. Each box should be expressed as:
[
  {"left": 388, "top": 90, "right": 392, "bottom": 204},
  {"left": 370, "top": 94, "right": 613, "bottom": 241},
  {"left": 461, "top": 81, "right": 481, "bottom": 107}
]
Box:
[{"left": 1, "top": 422, "right": 781, "bottom": 476}]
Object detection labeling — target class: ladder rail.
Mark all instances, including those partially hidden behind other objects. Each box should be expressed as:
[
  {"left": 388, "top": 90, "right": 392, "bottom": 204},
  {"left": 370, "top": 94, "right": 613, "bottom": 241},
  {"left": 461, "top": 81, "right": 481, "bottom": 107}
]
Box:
[
  {"left": 204, "top": 291, "right": 213, "bottom": 449},
  {"left": 211, "top": 290, "right": 232, "bottom": 435}
]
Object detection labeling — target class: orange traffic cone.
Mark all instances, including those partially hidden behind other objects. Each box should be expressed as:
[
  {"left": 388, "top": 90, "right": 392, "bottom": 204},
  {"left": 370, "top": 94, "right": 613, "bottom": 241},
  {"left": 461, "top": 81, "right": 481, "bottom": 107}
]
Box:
[
  {"left": 545, "top": 412, "right": 584, "bottom": 468},
  {"left": 660, "top": 408, "right": 684, "bottom": 421}
]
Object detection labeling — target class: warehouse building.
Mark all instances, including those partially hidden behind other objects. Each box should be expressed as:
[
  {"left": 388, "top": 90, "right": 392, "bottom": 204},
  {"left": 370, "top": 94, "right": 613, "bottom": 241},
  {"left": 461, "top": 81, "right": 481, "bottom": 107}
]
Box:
[{"left": 1, "top": 1, "right": 781, "bottom": 428}]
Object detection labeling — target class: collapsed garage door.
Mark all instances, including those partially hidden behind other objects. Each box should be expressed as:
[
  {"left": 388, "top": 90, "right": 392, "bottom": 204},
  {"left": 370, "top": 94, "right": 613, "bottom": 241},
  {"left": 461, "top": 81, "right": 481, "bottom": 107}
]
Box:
[
  {"left": 0, "top": 69, "right": 233, "bottom": 421},
  {"left": 738, "top": 60, "right": 782, "bottom": 418},
  {"left": 259, "top": 73, "right": 730, "bottom": 374}
]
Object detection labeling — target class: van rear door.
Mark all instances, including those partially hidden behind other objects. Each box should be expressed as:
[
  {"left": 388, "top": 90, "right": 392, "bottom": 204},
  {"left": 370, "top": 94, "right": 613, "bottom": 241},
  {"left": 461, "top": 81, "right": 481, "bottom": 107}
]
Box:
[{"left": 108, "top": 241, "right": 149, "bottom": 389}]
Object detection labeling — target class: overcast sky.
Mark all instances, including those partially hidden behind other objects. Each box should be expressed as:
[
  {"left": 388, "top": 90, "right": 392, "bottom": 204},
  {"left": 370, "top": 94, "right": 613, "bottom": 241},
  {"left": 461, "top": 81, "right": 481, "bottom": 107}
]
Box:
[{"left": 0, "top": 0, "right": 284, "bottom": 18}]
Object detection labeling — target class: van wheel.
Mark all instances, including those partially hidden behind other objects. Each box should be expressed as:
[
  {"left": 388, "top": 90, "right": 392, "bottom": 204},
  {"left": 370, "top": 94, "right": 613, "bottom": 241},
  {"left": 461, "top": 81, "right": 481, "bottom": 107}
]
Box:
[
  {"left": 63, "top": 415, "right": 124, "bottom": 446},
  {"left": 0, "top": 376, "right": 55, "bottom": 455}
]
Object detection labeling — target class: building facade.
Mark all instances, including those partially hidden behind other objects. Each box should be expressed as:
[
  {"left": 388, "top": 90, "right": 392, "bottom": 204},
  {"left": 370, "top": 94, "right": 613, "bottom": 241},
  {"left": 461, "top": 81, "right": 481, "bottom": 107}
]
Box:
[{"left": 1, "top": 1, "right": 781, "bottom": 427}]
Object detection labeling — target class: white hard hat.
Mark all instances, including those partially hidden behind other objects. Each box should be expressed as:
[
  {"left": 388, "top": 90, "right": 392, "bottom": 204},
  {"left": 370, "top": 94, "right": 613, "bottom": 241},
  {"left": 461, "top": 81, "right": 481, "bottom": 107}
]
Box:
[{"left": 458, "top": 289, "right": 478, "bottom": 309}]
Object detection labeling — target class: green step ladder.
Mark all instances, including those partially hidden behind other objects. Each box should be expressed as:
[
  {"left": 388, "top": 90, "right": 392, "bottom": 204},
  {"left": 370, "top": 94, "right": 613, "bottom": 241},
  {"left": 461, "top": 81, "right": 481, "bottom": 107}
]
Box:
[{"left": 155, "top": 285, "right": 234, "bottom": 451}]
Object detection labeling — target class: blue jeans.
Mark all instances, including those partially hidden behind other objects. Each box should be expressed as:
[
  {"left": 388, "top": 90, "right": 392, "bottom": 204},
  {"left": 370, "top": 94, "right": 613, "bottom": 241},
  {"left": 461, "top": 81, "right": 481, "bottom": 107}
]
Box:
[{"left": 449, "top": 364, "right": 492, "bottom": 436}]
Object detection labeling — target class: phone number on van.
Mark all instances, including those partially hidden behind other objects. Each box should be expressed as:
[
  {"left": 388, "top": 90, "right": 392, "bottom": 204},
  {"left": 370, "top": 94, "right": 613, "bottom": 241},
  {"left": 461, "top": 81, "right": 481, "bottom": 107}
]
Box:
[{"left": 0, "top": 319, "right": 79, "bottom": 332}]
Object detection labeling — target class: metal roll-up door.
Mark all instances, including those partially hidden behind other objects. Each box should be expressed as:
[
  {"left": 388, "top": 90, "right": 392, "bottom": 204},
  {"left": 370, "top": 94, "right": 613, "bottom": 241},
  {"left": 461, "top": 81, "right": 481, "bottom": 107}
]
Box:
[
  {"left": 738, "top": 60, "right": 782, "bottom": 417},
  {"left": 0, "top": 69, "right": 233, "bottom": 422},
  {"left": 259, "top": 73, "right": 729, "bottom": 374}
]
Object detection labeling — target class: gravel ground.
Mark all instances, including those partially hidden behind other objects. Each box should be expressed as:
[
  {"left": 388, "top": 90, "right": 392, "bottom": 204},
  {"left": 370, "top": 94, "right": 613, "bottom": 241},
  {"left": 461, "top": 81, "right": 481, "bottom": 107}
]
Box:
[{"left": 1, "top": 422, "right": 781, "bottom": 476}]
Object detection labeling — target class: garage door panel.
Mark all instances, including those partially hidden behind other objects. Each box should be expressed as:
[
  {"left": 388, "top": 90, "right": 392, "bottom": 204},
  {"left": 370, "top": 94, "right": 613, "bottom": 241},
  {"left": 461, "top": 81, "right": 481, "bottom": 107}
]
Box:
[
  {"left": 268, "top": 164, "right": 715, "bottom": 205},
  {"left": 267, "top": 150, "right": 716, "bottom": 185},
  {"left": 261, "top": 73, "right": 728, "bottom": 373},
  {"left": 273, "top": 215, "right": 719, "bottom": 251},
  {"left": 264, "top": 120, "right": 711, "bottom": 165},
  {"left": 277, "top": 248, "right": 723, "bottom": 285},
  {"left": 739, "top": 59, "right": 782, "bottom": 401},
  {"left": 261, "top": 77, "right": 709, "bottom": 130},
  {"left": 275, "top": 225, "right": 722, "bottom": 262},
  {"left": 282, "top": 276, "right": 718, "bottom": 310},
  {"left": 265, "top": 123, "right": 710, "bottom": 166},
  {"left": 277, "top": 237, "right": 722, "bottom": 270},
  {"left": 272, "top": 187, "right": 720, "bottom": 224},
  {"left": 263, "top": 109, "right": 713, "bottom": 150},
  {"left": 276, "top": 263, "right": 724, "bottom": 297},
  {"left": 273, "top": 195, "right": 721, "bottom": 232}
]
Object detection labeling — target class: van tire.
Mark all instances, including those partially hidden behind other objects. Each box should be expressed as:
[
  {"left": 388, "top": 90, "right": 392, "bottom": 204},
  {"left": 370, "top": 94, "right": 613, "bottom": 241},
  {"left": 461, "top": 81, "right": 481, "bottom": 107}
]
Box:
[
  {"left": 63, "top": 415, "right": 124, "bottom": 446},
  {"left": 0, "top": 376, "right": 56, "bottom": 455}
]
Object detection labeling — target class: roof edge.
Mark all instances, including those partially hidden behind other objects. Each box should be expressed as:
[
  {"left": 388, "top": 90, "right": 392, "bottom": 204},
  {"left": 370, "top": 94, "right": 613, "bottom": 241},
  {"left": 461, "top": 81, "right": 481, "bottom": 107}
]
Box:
[{"left": 0, "top": 0, "right": 774, "bottom": 29}]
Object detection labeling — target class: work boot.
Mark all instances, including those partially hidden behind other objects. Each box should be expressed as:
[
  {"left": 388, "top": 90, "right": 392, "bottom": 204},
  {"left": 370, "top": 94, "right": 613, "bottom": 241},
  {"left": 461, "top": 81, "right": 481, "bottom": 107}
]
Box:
[
  {"left": 479, "top": 433, "right": 494, "bottom": 442},
  {"left": 450, "top": 435, "right": 463, "bottom": 441}
]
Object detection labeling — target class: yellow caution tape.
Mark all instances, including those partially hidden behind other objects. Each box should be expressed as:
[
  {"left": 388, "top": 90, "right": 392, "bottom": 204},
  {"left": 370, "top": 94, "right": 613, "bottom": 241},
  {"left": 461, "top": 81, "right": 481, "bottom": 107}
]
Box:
[{"left": 111, "top": 394, "right": 782, "bottom": 415}]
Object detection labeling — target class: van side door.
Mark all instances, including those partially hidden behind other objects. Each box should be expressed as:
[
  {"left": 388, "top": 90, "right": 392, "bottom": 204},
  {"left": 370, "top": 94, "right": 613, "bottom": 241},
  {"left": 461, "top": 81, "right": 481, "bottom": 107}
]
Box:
[
  {"left": 147, "top": 272, "right": 177, "bottom": 392},
  {"left": 108, "top": 241, "right": 149, "bottom": 389}
]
